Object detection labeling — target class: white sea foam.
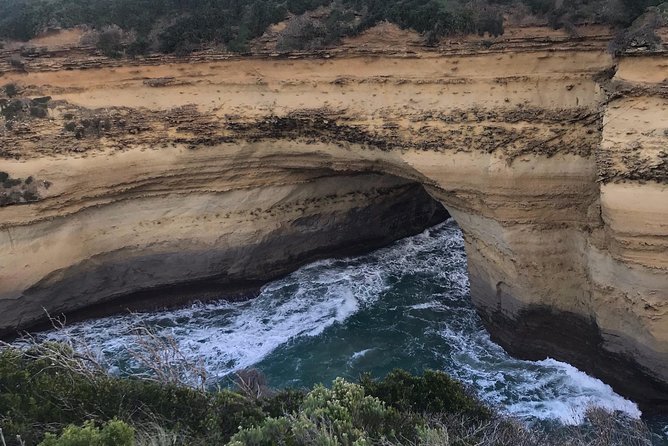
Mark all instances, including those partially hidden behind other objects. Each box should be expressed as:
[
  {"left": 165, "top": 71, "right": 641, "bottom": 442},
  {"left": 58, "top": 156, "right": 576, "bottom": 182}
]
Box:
[
  {"left": 408, "top": 301, "right": 442, "bottom": 310},
  {"left": 35, "top": 220, "right": 644, "bottom": 428},
  {"left": 531, "top": 359, "right": 641, "bottom": 423},
  {"left": 350, "top": 349, "right": 374, "bottom": 361},
  {"left": 434, "top": 311, "right": 642, "bottom": 424},
  {"left": 42, "top": 229, "right": 395, "bottom": 377}
]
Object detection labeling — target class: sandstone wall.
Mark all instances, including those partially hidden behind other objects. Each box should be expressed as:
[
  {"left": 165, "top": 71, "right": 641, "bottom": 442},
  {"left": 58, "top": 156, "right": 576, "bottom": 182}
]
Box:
[{"left": 0, "top": 40, "right": 666, "bottom": 410}]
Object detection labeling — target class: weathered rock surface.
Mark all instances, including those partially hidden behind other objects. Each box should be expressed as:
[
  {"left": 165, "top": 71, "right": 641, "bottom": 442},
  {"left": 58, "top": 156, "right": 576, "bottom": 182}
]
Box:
[
  {"left": 0, "top": 172, "right": 447, "bottom": 331},
  {"left": 0, "top": 27, "right": 666, "bottom": 411}
]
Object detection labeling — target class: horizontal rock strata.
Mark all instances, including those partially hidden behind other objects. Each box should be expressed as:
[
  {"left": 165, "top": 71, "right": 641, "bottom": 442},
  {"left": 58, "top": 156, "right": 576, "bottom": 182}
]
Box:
[{"left": 0, "top": 32, "right": 666, "bottom": 411}]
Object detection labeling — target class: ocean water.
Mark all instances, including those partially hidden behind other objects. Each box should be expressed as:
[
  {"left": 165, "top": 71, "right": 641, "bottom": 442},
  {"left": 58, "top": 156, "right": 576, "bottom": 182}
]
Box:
[{"left": 37, "top": 220, "right": 667, "bottom": 439}]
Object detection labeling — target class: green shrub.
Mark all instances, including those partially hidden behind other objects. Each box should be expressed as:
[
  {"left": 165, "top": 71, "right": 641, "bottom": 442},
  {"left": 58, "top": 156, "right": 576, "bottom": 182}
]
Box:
[
  {"left": 96, "top": 25, "right": 124, "bottom": 58},
  {"left": 229, "top": 378, "right": 413, "bottom": 445},
  {"left": 260, "top": 389, "right": 306, "bottom": 418},
  {"left": 126, "top": 36, "right": 151, "bottom": 57},
  {"left": 360, "top": 369, "right": 492, "bottom": 420},
  {"left": 38, "top": 420, "right": 135, "bottom": 446},
  {"left": 207, "top": 391, "right": 268, "bottom": 442},
  {"left": 8, "top": 55, "right": 25, "bottom": 69},
  {"left": 608, "top": 9, "right": 664, "bottom": 54},
  {"left": 30, "top": 96, "right": 51, "bottom": 105},
  {"left": 23, "top": 190, "right": 39, "bottom": 202},
  {"left": 0, "top": 346, "right": 213, "bottom": 444},
  {"left": 0, "top": 348, "right": 489, "bottom": 445}
]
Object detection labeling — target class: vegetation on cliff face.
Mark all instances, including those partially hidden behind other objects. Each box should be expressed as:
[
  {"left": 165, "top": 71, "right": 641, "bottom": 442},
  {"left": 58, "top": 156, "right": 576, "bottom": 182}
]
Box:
[
  {"left": 0, "top": 168, "right": 50, "bottom": 206},
  {"left": 0, "top": 0, "right": 665, "bottom": 54},
  {"left": 0, "top": 92, "right": 50, "bottom": 124},
  {"left": 0, "top": 344, "right": 657, "bottom": 446}
]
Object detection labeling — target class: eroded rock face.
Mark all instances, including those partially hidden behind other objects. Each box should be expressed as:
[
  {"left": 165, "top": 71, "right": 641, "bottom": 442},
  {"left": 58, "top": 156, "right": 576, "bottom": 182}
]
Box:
[
  {"left": 0, "top": 33, "right": 666, "bottom": 410},
  {"left": 0, "top": 173, "right": 447, "bottom": 331}
]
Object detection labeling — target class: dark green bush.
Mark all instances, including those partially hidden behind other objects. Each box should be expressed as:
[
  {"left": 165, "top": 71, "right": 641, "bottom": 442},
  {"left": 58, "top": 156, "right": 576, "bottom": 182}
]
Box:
[
  {"left": 360, "top": 368, "right": 492, "bottom": 420},
  {"left": 126, "top": 36, "right": 151, "bottom": 57},
  {"left": 277, "top": 5, "right": 359, "bottom": 51},
  {"left": 96, "top": 25, "right": 123, "bottom": 58},
  {"left": 608, "top": 9, "right": 664, "bottom": 54},
  {"left": 30, "top": 96, "right": 51, "bottom": 105},
  {"left": 22, "top": 190, "right": 39, "bottom": 202},
  {"left": 8, "top": 55, "right": 25, "bottom": 69},
  {"left": 0, "top": 347, "right": 212, "bottom": 444},
  {"left": 260, "top": 389, "right": 306, "bottom": 418},
  {"left": 0, "top": 347, "right": 314, "bottom": 445},
  {"left": 207, "top": 391, "right": 268, "bottom": 442},
  {"left": 0, "top": 95, "right": 49, "bottom": 122}
]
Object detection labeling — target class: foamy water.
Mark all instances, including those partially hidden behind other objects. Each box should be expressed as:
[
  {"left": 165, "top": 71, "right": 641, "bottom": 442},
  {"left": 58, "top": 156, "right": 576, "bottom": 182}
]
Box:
[{"left": 36, "top": 220, "right": 662, "bottom": 432}]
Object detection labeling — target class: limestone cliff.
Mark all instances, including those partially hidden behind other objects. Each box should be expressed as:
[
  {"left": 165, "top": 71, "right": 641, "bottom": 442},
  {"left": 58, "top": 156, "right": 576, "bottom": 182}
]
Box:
[{"left": 0, "top": 26, "right": 666, "bottom": 411}]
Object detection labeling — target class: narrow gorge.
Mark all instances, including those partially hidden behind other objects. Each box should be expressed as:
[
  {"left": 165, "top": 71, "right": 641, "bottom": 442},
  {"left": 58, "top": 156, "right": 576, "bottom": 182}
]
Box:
[{"left": 1, "top": 25, "right": 667, "bottom": 415}]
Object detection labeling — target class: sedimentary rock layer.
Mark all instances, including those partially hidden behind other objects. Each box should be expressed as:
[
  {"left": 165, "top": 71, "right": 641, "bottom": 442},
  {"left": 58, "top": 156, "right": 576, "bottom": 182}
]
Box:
[
  {"left": 0, "top": 169, "right": 446, "bottom": 332},
  {"left": 0, "top": 29, "right": 666, "bottom": 410}
]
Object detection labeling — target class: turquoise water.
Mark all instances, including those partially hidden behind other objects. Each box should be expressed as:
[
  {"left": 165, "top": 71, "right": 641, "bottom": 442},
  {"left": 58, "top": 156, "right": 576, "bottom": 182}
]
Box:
[{"left": 39, "top": 220, "right": 667, "bottom": 439}]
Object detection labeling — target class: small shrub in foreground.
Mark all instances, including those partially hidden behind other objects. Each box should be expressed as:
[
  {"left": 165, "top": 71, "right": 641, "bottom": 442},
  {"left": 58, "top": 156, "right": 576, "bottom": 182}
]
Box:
[
  {"left": 229, "top": 378, "right": 416, "bottom": 445},
  {"left": 38, "top": 419, "right": 135, "bottom": 446}
]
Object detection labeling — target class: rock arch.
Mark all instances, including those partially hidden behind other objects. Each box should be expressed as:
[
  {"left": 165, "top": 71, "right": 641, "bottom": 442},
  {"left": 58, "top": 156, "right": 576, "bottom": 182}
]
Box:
[{"left": 0, "top": 48, "right": 666, "bottom": 411}]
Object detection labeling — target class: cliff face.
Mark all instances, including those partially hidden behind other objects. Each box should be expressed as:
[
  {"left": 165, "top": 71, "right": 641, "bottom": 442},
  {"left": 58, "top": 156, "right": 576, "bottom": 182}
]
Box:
[
  {"left": 0, "top": 169, "right": 447, "bottom": 326},
  {"left": 1, "top": 27, "right": 667, "bottom": 410}
]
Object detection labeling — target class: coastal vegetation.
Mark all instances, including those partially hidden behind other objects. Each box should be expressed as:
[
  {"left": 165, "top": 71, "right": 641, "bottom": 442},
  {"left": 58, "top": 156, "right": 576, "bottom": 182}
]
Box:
[
  {"left": 0, "top": 0, "right": 665, "bottom": 54},
  {"left": 0, "top": 342, "right": 656, "bottom": 446}
]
